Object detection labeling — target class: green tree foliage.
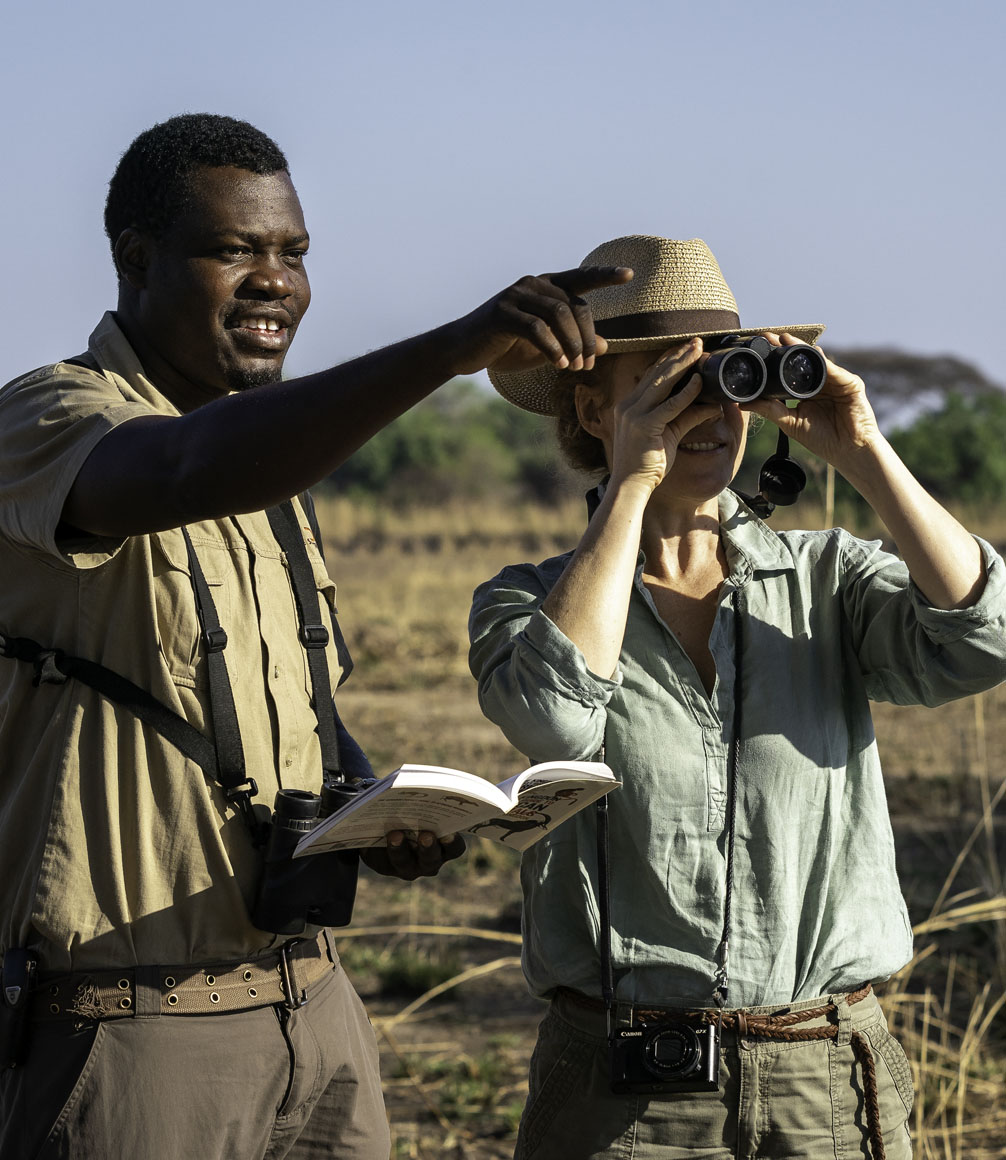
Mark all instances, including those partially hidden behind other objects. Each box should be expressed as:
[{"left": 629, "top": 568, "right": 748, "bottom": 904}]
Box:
[
  {"left": 888, "top": 393, "right": 1006, "bottom": 503},
  {"left": 326, "top": 379, "right": 573, "bottom": 504}
]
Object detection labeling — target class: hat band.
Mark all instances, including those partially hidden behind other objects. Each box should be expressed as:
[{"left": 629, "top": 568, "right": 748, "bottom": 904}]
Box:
[{"left": 595, "top": 308, "right": 740, "bottom": 340}]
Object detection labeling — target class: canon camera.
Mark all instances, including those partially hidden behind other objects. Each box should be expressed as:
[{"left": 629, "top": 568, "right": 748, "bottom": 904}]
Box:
[
  {"left": 609, "top": 1019, "right": 720, "bottom": 1095},
  {"left": 251, "top": 780, "right": 374, "bottom": 936},
  {"left": 696, "top": 334, "right": 827, "bottom": 404}
]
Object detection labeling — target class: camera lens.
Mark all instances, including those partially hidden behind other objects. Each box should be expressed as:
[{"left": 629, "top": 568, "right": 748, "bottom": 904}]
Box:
[
  {"left": 777, "top": 346, "right": 826, "bottom": 399},
  {"left": 643, "top": 1026, "right": 701, "bottom": 1077},
  {"left": 718, "top": 350, "right": 766, "bottom": 401}
]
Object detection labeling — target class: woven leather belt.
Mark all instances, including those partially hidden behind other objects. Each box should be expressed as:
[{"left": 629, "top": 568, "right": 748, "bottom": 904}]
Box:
[
  {"left": 557, "top": 982, "right": 873, "bottom": 1036},
  {"left": 30, "top": 930, "right": 335, "bottom": 1024}
]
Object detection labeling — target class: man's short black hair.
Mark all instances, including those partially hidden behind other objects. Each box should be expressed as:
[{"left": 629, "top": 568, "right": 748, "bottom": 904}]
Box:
[{"left": 104, "top": 113, "right": 289, "bottom": 254}]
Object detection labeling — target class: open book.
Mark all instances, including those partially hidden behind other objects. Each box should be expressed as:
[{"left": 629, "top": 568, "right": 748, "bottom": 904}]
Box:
[{"left": 293, "top": 760, "right": 619, "bottom": 856}]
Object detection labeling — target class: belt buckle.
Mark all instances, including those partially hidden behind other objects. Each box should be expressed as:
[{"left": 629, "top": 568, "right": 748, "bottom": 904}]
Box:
[{"left": 279, "top": 939, "right": 307, "bottom": 1010}]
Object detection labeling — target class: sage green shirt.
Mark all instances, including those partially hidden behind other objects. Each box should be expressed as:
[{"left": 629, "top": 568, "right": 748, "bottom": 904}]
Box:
[
  {"left": 0, "top": 314, "right": 344, "bottom": 971},
  {"left": 469, "top": 489, "right": 1006, "bottom": 1008}
]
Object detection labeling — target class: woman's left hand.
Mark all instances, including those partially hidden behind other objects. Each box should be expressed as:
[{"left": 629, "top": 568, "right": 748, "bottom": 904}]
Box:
[{"left": 746, "top": 333, "right": 883, "bottom": 471}]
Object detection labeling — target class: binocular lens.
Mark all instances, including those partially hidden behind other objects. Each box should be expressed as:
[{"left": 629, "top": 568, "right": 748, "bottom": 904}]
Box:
[
  {"left": 778, "top": 347, "right": 826, "bottom": 398},
  {"left": 718, "top": 350, "right": 765, "bottom": 401}
]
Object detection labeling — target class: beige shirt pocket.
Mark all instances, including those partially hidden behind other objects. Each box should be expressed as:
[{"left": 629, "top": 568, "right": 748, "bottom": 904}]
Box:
[{"left": 150, "top": 529, "right": 231, "bottom": 689}]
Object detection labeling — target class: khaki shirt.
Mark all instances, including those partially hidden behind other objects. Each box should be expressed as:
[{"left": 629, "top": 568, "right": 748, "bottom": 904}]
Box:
[{"left": 0, "top": 313, "right": 344, "bottom": 971}]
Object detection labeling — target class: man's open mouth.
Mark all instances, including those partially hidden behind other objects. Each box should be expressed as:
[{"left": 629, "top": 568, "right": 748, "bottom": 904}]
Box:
[{"left": 227, "top": 314, "right": 293, "bottom": 351}]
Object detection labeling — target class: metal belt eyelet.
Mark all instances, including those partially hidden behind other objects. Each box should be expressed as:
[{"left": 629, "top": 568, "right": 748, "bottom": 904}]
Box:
[
  {"left": 243, "top": 970, "right": 253, "bottom": 981},
  {"left": 248, "top": 987, "right": 258, "bottom": 998},
  {"left": 164, "top": 975, "right": 176, "bottom": 988},
  {"left": 205, "top": 975, "right": 216, "bottom": 986},
  {"left": 119, "top": 997, "right": 132, "bottom": 1009},
  {"left": 166, "top": 994, "right": 179, "bottom": 1006},
  {"left": 117, "top": 978, "right": 130, "bottom": 991},
  {"left": 210, "top": 993, "right": 220, "bottom": 1004},
  {"left": 49, "top": 1003, "right": 60, "bottom": 1014}
]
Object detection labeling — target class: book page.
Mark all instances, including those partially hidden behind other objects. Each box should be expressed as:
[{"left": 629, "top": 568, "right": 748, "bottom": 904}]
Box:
[
  {"left": 465, "top": 775, "right": 619, "bottom": 852},
  {"left": 294, "top": 770, "right": 510, "bottom": 855}
]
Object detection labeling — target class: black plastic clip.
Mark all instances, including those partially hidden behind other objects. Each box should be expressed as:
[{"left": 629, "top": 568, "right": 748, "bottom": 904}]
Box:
[
  {"left": 279, "top": 940, "right": 308, "bottom": 1009},
  {"left": 300, "top": 623, "right": 329, "bottom": 649},
  {"left": 224, "top": 779, "right": 266, "bottom": 845},
  {"left": 202, "top": 627, "right": 228, "bottom": 653}
]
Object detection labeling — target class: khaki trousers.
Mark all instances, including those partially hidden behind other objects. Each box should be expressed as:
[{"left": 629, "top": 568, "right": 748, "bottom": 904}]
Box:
[
  {"left": 0, "top": 958, "right": 389, "bottom": 1160},
  {"left": 516, "top": 988, "right": 914, "bottom": 1160}
]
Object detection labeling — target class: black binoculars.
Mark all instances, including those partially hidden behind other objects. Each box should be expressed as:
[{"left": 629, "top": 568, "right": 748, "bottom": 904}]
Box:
[
  {"left": 251, "top": 780, "right": 374, "bottom": 936},
  {"left": 697, "top": 335, "right": 827, "bottom": 404}
]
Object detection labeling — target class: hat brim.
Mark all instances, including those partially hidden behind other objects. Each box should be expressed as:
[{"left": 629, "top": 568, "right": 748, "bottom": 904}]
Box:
[{"left": 488, "top": 323, "right": 827, "bottom": 415}]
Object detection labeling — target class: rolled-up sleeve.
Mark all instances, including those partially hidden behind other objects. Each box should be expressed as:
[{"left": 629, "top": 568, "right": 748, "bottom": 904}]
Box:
[
  {"left": 469, "top": 561, "right": 621, "bottom": 761},
  {"left": 841, "top": 533, "right": 1006, "bottom": 706}
]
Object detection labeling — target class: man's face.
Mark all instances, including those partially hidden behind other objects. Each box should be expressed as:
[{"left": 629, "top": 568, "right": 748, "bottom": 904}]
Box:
[{"left": 129, "top": 165, "right": 311, "bottom": 400}]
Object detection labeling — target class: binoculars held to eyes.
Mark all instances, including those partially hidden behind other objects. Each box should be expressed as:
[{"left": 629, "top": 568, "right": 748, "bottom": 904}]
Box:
[{"left": 698, "top": 335, "right": 827, "bottom": 404}]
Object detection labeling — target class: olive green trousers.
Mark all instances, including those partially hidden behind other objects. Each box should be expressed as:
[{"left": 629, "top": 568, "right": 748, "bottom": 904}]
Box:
[
  {"left": 516, "top": 988, "right": 913, "bottom": 1159},
  {"left": 0, "top": 959, "right": 389, "bottom": 1160}
]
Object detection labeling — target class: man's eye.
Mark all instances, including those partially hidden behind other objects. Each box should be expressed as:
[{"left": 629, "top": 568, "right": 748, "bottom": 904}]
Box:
[
  {"left": 284, "top": 250, "right": 308, "bottom": 264},
  {"left": 218, "top": 246, "right": 251, "bottom": 258}
]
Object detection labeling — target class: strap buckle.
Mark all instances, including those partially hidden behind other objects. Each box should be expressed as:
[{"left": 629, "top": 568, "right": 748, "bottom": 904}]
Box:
[
  {"left": 300, "top": 623, "right": 329, "bottom": 649},
  {"left": 202, "top": 626, "right": 228, "bottom": 652},
  {"left": 279, "top": 940, "right": 308, "bottom": 1009},
  {"left": 224, "top": 779, "right": 267, "bottom": 846}
]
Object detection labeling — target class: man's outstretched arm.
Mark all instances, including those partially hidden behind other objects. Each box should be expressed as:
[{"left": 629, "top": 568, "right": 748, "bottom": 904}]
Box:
[{"left": 63, "top": 267, "right": 631, "bottom": 535}]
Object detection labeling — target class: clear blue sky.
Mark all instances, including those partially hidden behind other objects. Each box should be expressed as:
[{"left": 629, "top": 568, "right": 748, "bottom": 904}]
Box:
[{"left": 6, "top": 0, "right": 1004, "bottom": 390}]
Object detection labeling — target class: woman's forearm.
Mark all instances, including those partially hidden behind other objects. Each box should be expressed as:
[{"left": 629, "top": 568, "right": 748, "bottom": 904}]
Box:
[
  {"left": 839, "top": 435, "right": 985, "bottom": 609},
  {"left": 540, "top": 481, "right": 650, "bottom": 677}
]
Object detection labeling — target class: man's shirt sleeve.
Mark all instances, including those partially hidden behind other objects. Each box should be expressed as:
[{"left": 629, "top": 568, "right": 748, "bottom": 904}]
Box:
[{"left": 0, "top": 366, "right": 152, "bottom": 564}]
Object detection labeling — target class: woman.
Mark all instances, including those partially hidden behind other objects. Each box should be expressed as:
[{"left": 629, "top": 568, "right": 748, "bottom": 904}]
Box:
[{"left": 468, "top": 236, "right": 1006, "bottom": 1159}]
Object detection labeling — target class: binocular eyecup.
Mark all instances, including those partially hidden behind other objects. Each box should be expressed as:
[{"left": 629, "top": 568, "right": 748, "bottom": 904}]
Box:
[{"left": 698, "top": 335, "right": 826, "bottom": 404}]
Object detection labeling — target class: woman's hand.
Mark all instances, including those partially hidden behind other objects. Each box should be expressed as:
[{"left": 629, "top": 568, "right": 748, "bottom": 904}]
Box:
[
  {"left": 746, "top": 333, "right": 883, "bottom": 472},
  {"left": 600, "top": 339, "right": 725, "bottom": 493}
]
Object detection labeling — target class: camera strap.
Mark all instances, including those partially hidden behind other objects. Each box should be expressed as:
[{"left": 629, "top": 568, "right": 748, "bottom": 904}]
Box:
[{"left": 597, "top": 587, "right": 745, "bottom": 1024}]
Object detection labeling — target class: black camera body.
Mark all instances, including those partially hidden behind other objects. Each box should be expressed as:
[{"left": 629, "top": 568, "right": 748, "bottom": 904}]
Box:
[
  {"left": 251, "top": 782, "right": 373, "bottom": 936},
  {"left": 699, "top": 334, "right": 826, "bottom": 404},
  {"left": 609, "top": 1020, "right": 720, "bottom": 1095}
]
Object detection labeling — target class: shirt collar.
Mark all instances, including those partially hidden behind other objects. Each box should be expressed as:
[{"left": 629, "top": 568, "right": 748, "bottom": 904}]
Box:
[
  {"left": 86, "top": 311, "right": 182, "bottom": 419},
  {"left": 585, "top": 479, "right": 795, "bottom": 585}
]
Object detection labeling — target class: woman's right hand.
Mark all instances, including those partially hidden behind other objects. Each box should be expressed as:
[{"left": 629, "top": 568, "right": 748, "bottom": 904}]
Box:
[{"left": 606, "top": 338, "right": 724, "bottom": 492}]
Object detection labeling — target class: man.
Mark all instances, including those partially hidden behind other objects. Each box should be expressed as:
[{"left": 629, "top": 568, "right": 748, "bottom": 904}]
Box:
[
  {"left": 0, "top": 113, "right": 629, "bottom": 1160},
  {"left": 468, "top": 235, "right": 1006, "bottom": 1158}
]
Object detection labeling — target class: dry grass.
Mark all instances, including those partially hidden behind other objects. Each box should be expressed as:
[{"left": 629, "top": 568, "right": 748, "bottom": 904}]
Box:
[{"left": 317, "top": 492, "right": 1006, "bottom": 1159}]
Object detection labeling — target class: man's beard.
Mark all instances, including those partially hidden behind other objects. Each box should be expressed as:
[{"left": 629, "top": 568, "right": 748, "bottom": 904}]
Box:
[{"left": 226, "top": 366, "right": 285, "bottom": 391}]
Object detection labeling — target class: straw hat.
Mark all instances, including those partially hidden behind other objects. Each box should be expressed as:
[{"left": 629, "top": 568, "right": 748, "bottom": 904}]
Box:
[{"left": 488, "top": 236, "right": 826, "bottom": 415}]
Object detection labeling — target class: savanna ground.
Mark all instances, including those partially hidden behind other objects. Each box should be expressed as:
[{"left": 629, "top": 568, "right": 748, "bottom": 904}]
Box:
[{"left": 315, "top": 493, "right": 1006, "bottom": 1160}]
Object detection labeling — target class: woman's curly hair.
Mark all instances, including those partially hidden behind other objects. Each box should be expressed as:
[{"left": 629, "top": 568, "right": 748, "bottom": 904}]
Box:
[{"left": 549, "top": 361, "right": 614, "bottom": 476}]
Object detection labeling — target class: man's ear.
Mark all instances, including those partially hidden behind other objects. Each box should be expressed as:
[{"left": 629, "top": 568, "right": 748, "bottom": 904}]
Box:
[
  {"left": 113, "top": 228, "right": 152, "bottom": 289},
  {"left": 575, "top": 381, "right": 608, "bottom": 438}
]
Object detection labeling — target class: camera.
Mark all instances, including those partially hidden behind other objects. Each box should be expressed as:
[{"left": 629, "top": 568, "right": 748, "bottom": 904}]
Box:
[
  {"left": 251, "top": 781, "right": 374, "bottom": 936},
  {"left": 698, "top": 334, "right": 826, "bottom": 404},
  {"left": 609, "top": 1019, "right": 720, "bottom": 1094}
]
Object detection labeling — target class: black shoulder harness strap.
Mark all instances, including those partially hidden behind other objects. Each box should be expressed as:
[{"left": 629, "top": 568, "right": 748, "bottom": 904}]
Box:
[{"left": 0, "top": 497, "right": 354, "bottom": 846}]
